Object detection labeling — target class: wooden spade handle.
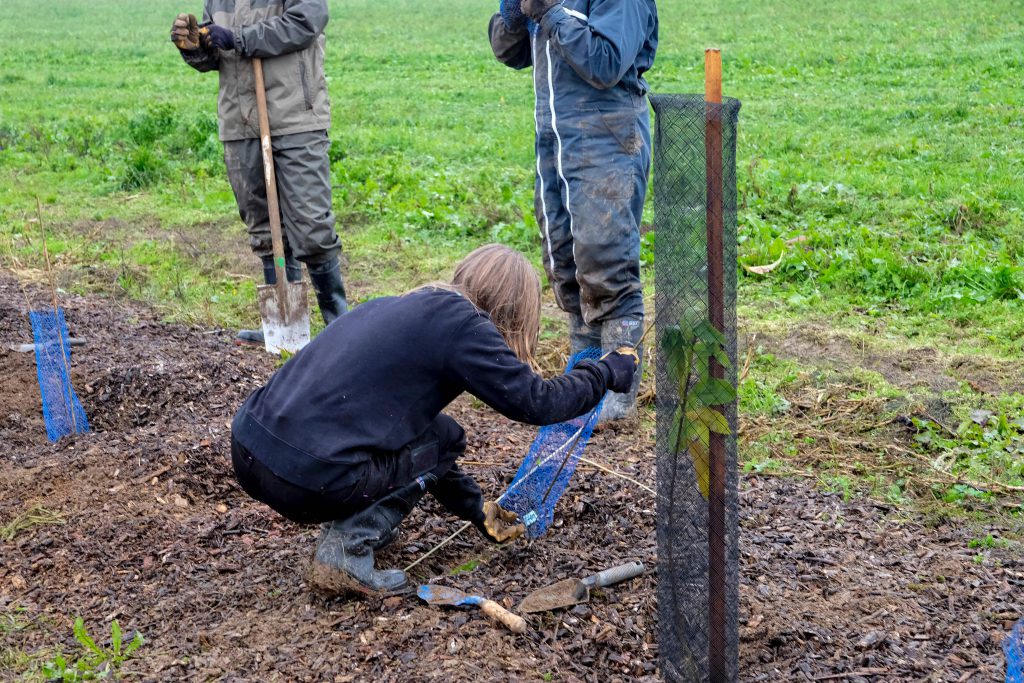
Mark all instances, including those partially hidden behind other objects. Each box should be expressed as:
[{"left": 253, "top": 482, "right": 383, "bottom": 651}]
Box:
[
  {"left": 252, "top": 57, "right": 288, "bottom": 295},
  {"left": 479, "top": 599, "right": 527, "bottom": 634}
]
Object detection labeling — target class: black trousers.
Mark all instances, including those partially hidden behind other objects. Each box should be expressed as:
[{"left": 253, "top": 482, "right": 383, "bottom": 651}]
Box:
[{"left": 231, "top": 414, "right": 486, "bottom": 525}]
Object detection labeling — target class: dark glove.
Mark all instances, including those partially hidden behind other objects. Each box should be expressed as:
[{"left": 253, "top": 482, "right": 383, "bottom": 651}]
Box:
[
  {"left": 200, "top": 24, "right": 235, "bottom": 52},
  {"left": 500, "top": 0, "right": 528, "bottom": 32},
  {"left": 170, "top": 13, "right": 202, "bottom": 51},
  {"left": 520, "top": 0, "right": 560, "bottom": 21},
  {"left": 474, "top": 501, "right": 526, "bottom": 544},
  {"left": 600, "top": 346, "right": 639, "bottom": 394}
]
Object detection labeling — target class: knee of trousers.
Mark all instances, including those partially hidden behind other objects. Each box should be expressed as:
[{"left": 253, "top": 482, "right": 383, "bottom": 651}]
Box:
[
  {"left": 430, "top": 414, "right": 466, "bottom": 473},
  {"left": 394, "top": 414, "right": 467, "bottom": 487}
]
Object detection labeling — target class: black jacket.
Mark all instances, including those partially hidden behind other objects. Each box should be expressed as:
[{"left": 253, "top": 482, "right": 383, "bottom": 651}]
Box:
[{"left": 232, "top": 288, "right": 613, "bottom": 490}]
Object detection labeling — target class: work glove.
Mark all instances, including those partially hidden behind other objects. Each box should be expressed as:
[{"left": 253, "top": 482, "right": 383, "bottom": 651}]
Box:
[
  {"left": 200, "top": 24, "right": 235, "bottom": 52},
  {"left": 170, "top": 13, "right": 202, "bottom": 51},
  {"left": 520, "top": 0, "right": 560, "bottom": 21},
  {"left": 600, "top": 346, "right": 639, "bottom": 394},
  {"left": 500, "top": 0, "right": 528, "bottom": 32},
  {"left": 474, "top": 501, "right": 526, "bottom": 544}
]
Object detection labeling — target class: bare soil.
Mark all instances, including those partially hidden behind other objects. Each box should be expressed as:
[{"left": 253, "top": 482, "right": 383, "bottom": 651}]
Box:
[
  {"left": 752, "top": 322, "right": 1024, "bottom": 396},
  {"left": 1, "top": 273, "right": 1019, "bottom": 682}
]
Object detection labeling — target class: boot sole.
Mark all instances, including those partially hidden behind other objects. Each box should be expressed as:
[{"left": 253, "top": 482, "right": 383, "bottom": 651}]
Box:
[{"left": 306, "top": 560, "right": 411, "bottom": 599}]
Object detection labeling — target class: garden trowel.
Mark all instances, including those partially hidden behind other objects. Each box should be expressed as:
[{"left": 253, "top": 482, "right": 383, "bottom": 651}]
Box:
[
  {"left": 417, "top": 584, "right": 527, "bottom": 634},
  {"left": 519, "top": 561, "right": 645, "bottom": 613},
  {"left": 253, "top": 56, "right": 310, "bottom": 355}
]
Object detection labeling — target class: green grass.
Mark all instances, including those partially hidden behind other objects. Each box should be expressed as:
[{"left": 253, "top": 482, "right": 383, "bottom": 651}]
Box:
[
  {"left": 1, "top": 1, "right": 1022, "bottom": 511},
  {"left": 2, "top": 0, "right": 1021, "bottom": 333}
]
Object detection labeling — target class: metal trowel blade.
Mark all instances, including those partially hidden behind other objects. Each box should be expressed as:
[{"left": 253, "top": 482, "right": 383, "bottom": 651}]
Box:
[{"left": 518, "top": 578, "right": 589, "bottom": 613}]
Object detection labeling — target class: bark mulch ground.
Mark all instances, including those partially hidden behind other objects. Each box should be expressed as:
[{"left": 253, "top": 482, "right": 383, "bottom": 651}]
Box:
[{"left": 0, "top": 273, "right": 1019, "bottom": 681}]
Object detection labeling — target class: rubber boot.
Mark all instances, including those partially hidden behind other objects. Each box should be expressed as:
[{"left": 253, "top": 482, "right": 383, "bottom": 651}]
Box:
[
  {"left": 318, "top": 523, "right": 398, "bottom": 551},
  {"left": 237, "top": 255, "right": 303, "bottom": 345},
  {"left": 568, "top": 313, "right": 602, "bottom": 358},
  {"left": 307, "top": 479, "right": 428, "bottom": 597},
  {"left": 308, "top": 257, "right": 348, "bottom": 326},
  {"left": 598, "top": 317, "right": 644, "bottom": 423}
]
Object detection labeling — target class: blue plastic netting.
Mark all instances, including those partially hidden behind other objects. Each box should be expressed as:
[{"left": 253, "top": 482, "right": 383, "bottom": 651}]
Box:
[
  {"left": 1007, "top": 618, "right": 1023, "bottom": 683},
  {"left": 500, "top": 347, "right": 604, "bottom": 538},
  {"left": 29, "top": 309, "right": 89, "bottom": 442}
]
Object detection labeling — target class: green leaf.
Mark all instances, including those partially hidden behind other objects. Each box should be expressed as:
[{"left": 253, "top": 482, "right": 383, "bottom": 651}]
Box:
[
  {"left": 668, "top": 405, "right": 684, "bottom": 454},
  {"left": 693, "top": 378, "right": 736, "bottom": 406},
  {"left": 73, "top": 617, "right": 104, "bottom": 658},
  {"left": 692, "top": 319, "right": 727, "bottom": 347},
  {"left": 110, "top": 620, "right": 122, "bottom": 656},
  {"left": 692, "top": 342, "right": 711, "bottom": 377},
  {"left": 688, "top": 438, "right": 710, "bottom": 499},
  {"left": 662, "top": 326, "right": 692, "bottom": 385},
  {"left": 124, "top": 632, "right": 145, "bottom": 657},
  {"left": 691, "top": 406, "right": 731, "bottom": 435},
  {"left": 683, "top": 412, "right": 710, "bottom": 449}
]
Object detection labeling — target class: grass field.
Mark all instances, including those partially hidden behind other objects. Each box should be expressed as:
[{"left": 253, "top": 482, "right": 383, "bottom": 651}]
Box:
[{"left": 1, "top": 3, "right": 1022, "bottom": 503}]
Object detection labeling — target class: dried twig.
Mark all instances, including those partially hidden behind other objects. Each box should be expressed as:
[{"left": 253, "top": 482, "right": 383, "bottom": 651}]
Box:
[{"left": 577, "top": 456, "right": 655, "bottom": 496}]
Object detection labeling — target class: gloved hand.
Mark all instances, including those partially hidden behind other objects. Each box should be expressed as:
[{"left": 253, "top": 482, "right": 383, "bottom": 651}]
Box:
[
  {"left": 600, "top": 346, "right": 639, "bottom": 394},
  {"left": 474, "top": 501, "right": 526, "bottom": 544},
  {"left": 200, "top": 24, "right": 235, "bottom": 52},
  {"left": 170, "top": 13, "right": 202, "bottom": 51},
  {"left": 520, "top": 0, "right": 560, "bottom": 21},
  {"left": 500, "top": 0, "right": 528, "bottom": 32}
]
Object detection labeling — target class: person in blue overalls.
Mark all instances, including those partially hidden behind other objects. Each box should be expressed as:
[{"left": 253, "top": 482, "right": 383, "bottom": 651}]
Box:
[{"left": 488, "top": 0, "right": 658, "bottom": 422}]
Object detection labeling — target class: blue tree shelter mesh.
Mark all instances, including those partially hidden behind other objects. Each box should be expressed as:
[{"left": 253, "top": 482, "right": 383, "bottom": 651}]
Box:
[
  {"left": 1007, "top": 618, "right": 1024, "bottom": 683},
  {"left": 500, "top": 348, "right": 605, "bottom": 538},
  {"left": 30, "top": 308, "right": 90, "bottom": 442}
]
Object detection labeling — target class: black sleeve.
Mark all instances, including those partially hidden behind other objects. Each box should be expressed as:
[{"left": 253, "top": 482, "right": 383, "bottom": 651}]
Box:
[
  {"left": 444, "top": 313, "right": 610, "bottom": 426},
  {"left": 179, "top": 47, "right": 220, "bottom": 72},
  {"left": 429, "top": 465, "right": 486, "bottom": 524},
  {"left": 488, "top": 12, "right": 532, "bottom": 69}
]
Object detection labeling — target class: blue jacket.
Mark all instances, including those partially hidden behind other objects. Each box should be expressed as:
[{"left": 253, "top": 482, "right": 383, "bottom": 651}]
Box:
[{"left": 490, "top": 0, "right": 658, "bottom": 111}]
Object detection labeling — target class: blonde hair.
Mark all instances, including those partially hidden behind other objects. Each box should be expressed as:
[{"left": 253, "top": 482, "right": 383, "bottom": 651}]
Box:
[{"left": 451, "top": 244, "right": 541, "bottom": 365}]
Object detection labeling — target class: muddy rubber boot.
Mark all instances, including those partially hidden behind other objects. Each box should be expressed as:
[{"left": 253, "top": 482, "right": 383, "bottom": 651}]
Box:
[
  {"left": 374, "top": 526, "right": 400, "bottom": 551},
  {"left": 317, "top": 523, "right": 398, "bottom": 552},
  {"left": 568, "top": 313, "right": 602, "bottom": 358},
  {"left": 237, "top": 255, "right": 303, "bottom": 345},
  {"left": 598, "top": 317, "right": 644, "bottom": 424},
  {"left": 307, "top": 479, "right": 427, "bottom": 597},
  {"left": 308, "top": 257, "right": 348, "bottom": 326}
]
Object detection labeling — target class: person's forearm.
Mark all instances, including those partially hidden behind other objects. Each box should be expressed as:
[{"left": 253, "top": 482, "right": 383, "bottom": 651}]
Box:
[
  {"left": 235, "top": 0, "right": 328, "bottom": 57},
  {"left": 539, "top": 0, "right": 647, "bottom": 90},
  {"left": 179, "top": 47, "right": 220, "bottom": 72},
  {"left": 488, "top": 12, "right": 532, "bottom": 69}
]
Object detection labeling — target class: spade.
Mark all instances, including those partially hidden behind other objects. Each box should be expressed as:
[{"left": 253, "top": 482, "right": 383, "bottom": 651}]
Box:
[{"left": 519, "top": 561, "right": 645, "bottom": 613}]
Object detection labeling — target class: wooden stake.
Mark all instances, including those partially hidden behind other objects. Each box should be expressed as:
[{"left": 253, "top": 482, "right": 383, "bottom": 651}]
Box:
[{"left": 704, "top": 47, "right": 727, "bottom": 683}]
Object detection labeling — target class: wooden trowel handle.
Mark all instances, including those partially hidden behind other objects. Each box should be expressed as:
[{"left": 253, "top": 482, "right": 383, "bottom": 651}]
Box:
[
  {"left": 479, "top": 599, "right": 527, "bottom": 634},
  {"left": 585, "top": 561, "right": 645, "bottom": 589},
  {"left": 252, "top": 57, "right": 288, "bottom": 293}
]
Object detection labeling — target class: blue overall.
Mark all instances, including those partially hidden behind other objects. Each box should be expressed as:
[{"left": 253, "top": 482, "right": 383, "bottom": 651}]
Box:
[{"left": 490, "top": 0, "right": 658, "bottom": 325}]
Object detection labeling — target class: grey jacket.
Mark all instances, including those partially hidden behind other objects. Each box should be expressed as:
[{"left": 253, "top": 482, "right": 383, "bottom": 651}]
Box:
[{"left": 180, "top": 0, "right": 331, "bottom": 141}]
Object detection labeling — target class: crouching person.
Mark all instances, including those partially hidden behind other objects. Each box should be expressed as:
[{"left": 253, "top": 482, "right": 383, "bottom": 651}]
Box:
[{"left": 229, "top": 244, "right": 638, "bottom": 596}]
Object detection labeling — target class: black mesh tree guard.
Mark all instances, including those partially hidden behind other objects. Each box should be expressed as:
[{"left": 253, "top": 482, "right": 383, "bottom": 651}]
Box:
[{"left": 651, "top": 92, "right": 741, "bottom": 682}]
